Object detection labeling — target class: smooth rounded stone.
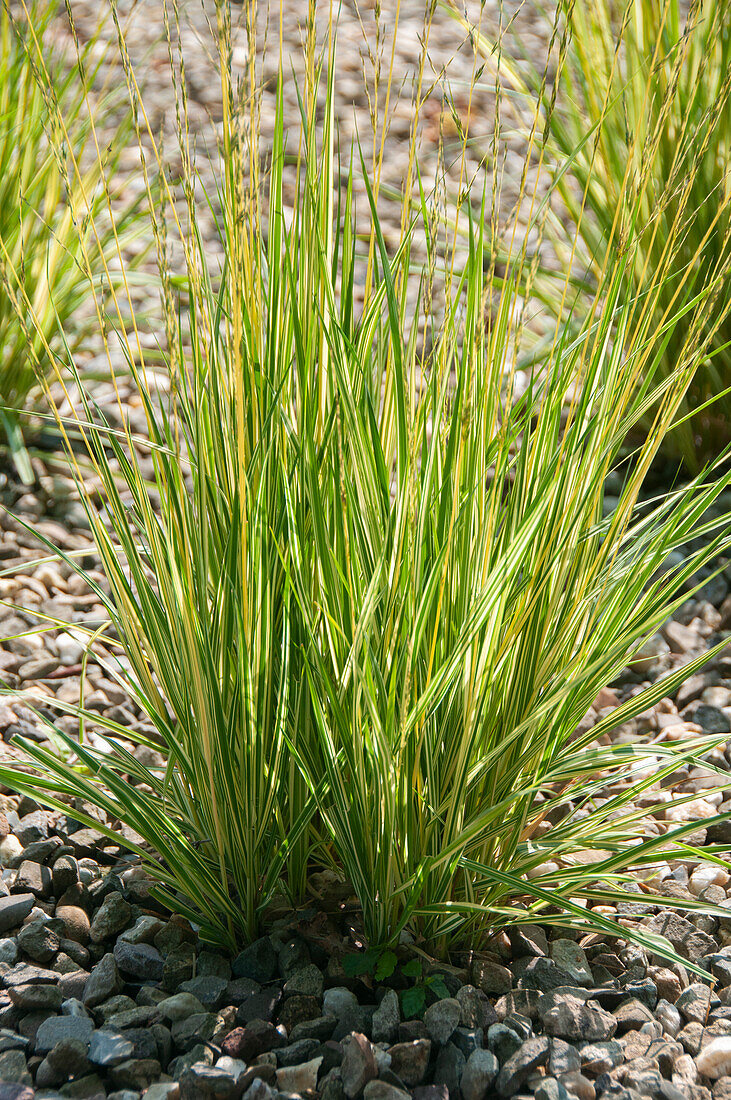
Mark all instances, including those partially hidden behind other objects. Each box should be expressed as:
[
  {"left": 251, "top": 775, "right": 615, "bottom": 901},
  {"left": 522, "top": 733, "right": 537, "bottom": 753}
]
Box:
[
  {"left": 550, "top": 941, "right": 593, "bottom": 988},
  {"left": 696, "top": 1037, "right": 731, "bottom": 1078},
  {"left": 690, "top": 866, "right": 730, "bottom": 897},
  {"left": 35, "top": 1014, "right": 94, "bottom": 1054},
  {"left": 324, "top": 987, "right": 360, "bottom": 1018},
  {"left": 52, "top": 856, "right": 79, "bottom": 898},
  {"left": 157, "top": 992, "right": 207, "bottom": 1022},
  {"left": 88, "top": 1028, "right": 135, "bottom": 1067},
  {"left": 472, "top": 959, "right": 512, "bottom": 996},
  {"left": 387, "top": 1039, "right": 431, "bottom": 1088},
  {"left": 424, "top": 998, "right": 461, "bottom": 1045},
  {"left": 89, "top": 891, "right": 132, "bottom": 943},
  {"left": 282, "top": 964, "right": 323, "bottom": 1000},
  {"left": 460, "top": 1048, "right": 499, "bottom": 1100},
  {"left": 113, "top": 940, "right": 164, "bottom": 981},
  {"left": 0, "top": 1049, "right": 31, "bottom": 1084},
  {"left": 0, "top": 939, "right": 18, "bottom": 967},
  {"left": 8, "top": 983, "right": 63, "bottom": 1010},
  {"left": 487, "top": 1024, "right": 522, "bottom": 1064},
  {"left": 540, "top": 993, "right": 617, "bottom": 1042},
  {"left": 455, "top": 986, "right": 494, "bottom": 1031},
  {"left": 372, "top": 990, "right": 400, "bottom": 1044},
  {"left": 55, "top": 906, "right": 91, "bottom": 946},
  {"left": 579, "top": 1040, "right": 623, "bottom": 1074},
  {"left": 0, "top": 836, "right": 24, "bottom": 865},
  {"left": 432, "top": 1041, "right": 466, "bottom": 1095},
  {"left": 216, "top": 1055, "right": 247, "bottom": 1080},
  {"left": 363, "top": 1083, "right": 410, "bottom": 1100},
  {"left": 82, "top": 953, "right": 123, "bottom": 1008},
  {"left": 341, "top": 1033, "right": 377, "bottom": 1098},
  {"left": 656, "top": 1000, "right": 683, "bottom": 1038},
  {"left": 495, "top": 1037, "right": 551, "bottom": 1097},
  {"left": 180, "top": 976, "right": 228, "bottom": 1010},
  {"left": 556, "top": 1071, "right": 595, "bottom": 1100},
  {"left": 232, "top": 938, "right": 278, "bottom": 984},
  {"left": 275, "top": 1055, "right": 323, "bottom": 1093},
  {"left": 0, "top": 894, "right": 34, "bottom": 934},
  {"left": 179, "top": 1063, "right": 242, "bottom": 1099},
  {"left": 677, "top": 984, "right": 715, "bottom": 1023}
]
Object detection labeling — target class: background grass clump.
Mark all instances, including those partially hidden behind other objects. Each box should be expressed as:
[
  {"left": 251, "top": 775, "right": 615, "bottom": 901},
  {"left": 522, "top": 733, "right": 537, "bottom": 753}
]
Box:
[
  {"left": 0, "top": 0, "right": 143, "bottom": 481},
  {"left": 458, "top": 0, "right": 731, "bottom": 471},
  {"left": 1, "top": 0, "right": 731, "bottom": 960}
]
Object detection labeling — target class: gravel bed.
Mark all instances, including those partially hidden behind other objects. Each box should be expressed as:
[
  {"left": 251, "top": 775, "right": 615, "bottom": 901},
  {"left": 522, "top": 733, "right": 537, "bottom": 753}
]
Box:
[
  {"left": 1, "top": 457, "right": 731, "bottom": 1098},
  {"left": 2, "top": 1, "right": 731, "bottom": 1098}
]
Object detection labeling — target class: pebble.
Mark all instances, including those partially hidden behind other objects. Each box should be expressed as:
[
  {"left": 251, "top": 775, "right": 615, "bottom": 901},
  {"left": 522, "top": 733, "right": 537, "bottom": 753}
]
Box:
[
  {"left": 424, "top": 998, "right": 461, "bottom": 1045},
  {"left": 460, "top": 1048, "right": 499, "bottom": 1100}
]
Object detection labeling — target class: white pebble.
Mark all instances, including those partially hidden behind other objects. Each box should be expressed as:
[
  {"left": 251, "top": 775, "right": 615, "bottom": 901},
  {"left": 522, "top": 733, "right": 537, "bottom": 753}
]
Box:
[
  {"left": 0, "top": 835, "right": 23, "bottom": 863},
  {"left": 696, "top": 1037, "right": 731, "bottom": 1078},
  {"left": 690, "top": 865, "right": 730, "bottom": 896},
  {"left": 666, "top": 798, "right": 716, "bottom": 823}
]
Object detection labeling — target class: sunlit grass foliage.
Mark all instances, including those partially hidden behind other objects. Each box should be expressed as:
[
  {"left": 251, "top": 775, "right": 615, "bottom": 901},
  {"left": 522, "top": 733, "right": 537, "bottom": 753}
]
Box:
[
  {"left": 0, "top": 0, "right": 143, "bottom": 480},
  {"left": 456, "top": 0, "right": 731, "bottom": 471},
  {"left": 1, "top": 0, "right": 731, "bottom": 956}
]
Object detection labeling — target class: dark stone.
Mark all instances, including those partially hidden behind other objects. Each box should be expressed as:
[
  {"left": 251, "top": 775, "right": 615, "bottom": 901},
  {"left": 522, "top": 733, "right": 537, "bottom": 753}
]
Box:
[
  {"left": 237, "top": 986, "right": 283, "bottom": 1024},
  {"left": 88, "top": 1028, "right": 135, "bottom": 1067},
  {"left": 113, "top": 939, "right": 164, "bottom": 981},
  {"left": 495, "top": 1037, "right": 550, "bottom": 1097},
  {"left": 220, "top": 1019, "right": 285, "bottom": 1061},
  {"left": 35, "top": 1014, "right": 94, "bottom": 1054},
  {"left": 0, "top": 896, "right": 34, "bottom": 935},
  {"left": 162, "top": 942, "right": 196, "bottom": 991},
  {"left": 387, "top": 1040, "right": 431, "bottom": 1087},
  {"left": 278, "top": 994, "right": 322, "bottom": 1033},
  {"left": 432, "top": 1041, "right": 466, "bottom": 1097},
  {"left": 232, "top": 937, "right": 278, "bottom": 983},
  {"left": 82, "top": 952, "right": 123, "bottom": 1007}
]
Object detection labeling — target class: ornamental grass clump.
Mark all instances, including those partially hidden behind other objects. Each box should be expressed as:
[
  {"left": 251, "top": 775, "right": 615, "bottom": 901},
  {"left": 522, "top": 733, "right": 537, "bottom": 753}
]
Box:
[
  {"left": 0, "top": 0, "right": 143, "bottom": 480},
  {"left": 2, "top": 0, "right": 731, "bottom": 957},
  {"left": 453, "top": 0, "right": 731, "bottom": 471}
]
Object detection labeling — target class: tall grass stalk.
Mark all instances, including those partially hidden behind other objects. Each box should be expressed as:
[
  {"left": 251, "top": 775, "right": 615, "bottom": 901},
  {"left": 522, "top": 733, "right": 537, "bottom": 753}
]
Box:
[
  {"left": 1, "top": 0, "right": 731, "bottom": 955},
  {"left": 451, "top": 0, "right": 731, "bottom": 471}
]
